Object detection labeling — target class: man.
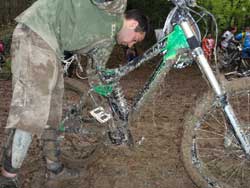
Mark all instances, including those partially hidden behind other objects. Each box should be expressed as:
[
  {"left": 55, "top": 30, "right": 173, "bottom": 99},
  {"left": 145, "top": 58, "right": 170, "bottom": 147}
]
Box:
[
  {"left": 235, "top": 26, "right": 250, "bottom": 60},
  {"left": 0, "top": 0, "right": 149, "bottom": 187},
  {"left": 220, "top": 26, "right": 237, "bottom": 50}
]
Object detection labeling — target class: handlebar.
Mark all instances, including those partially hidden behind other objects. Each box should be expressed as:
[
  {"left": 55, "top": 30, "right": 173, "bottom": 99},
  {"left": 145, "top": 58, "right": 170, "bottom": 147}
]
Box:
[{"left": 171, "top": 0, "right": 196, "bottom": 7}]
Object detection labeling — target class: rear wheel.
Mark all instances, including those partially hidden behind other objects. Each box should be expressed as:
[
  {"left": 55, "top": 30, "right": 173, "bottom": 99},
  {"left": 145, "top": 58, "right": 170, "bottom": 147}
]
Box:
[
  {"left": 182, "top": 77, "right": 250, "bottom": 188},
  {"left": 61, "top": 78, "right": 108, "bottom": 166}
]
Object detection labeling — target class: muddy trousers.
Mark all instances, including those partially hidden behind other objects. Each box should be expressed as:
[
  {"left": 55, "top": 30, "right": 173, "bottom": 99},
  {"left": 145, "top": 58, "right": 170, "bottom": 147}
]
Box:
[
  {"left": 2, "top": 24, "right": 65, "bottom": 175},
  {"left": 2, "top": 128, "right": 63, "bottom": 174}
]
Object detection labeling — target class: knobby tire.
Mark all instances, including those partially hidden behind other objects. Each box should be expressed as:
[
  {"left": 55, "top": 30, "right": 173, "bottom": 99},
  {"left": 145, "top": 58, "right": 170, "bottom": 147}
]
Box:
[{"left": 182, "top": 77, "right": 250, "bottom": 188}]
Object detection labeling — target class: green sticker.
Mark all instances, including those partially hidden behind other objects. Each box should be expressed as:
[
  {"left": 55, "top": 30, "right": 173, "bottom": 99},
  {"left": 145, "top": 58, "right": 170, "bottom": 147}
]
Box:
[{"left": 163, "top": 25, "right": 189, "bottom": 60}]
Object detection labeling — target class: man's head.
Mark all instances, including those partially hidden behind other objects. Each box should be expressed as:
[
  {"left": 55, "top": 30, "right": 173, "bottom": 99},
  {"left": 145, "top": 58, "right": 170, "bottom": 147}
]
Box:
[
  {"left": 116, "top": 9, "right": 149, "bottom": 48},
  {"left": 245, "top": 26, "right": 250, "bottom": 32},
  {"left": 230, "top": 26, "right": 237, "bottom": 33}
]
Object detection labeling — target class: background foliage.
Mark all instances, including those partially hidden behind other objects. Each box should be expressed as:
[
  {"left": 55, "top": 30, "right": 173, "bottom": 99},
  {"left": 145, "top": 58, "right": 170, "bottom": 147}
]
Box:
[
  {"left": 0, "top": 0, "right": 250, "bottom": 41},
  {"left": 128, "top": 0, "right": 250, "bottom": 36}
]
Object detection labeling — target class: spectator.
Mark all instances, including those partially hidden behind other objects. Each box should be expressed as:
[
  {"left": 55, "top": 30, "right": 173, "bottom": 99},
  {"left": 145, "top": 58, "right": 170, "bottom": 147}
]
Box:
[
  {"left": 202, "top": 33, "right": 215, "bottom": 62},
  {"left": 235, "top": 26, "right": 250, "bottom": 60},
  {"left": 221, "top": 26, "right": 237, "bottom": 50}
]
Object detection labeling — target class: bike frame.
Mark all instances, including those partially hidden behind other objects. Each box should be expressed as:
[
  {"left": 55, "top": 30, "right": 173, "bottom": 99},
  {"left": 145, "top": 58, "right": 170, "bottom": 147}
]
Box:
[
  {"left": 89, "top": 0, "right": 250, "bottom": 155},
  {"left": 62, "top": 54, "right": 78, "bottom": 75}
]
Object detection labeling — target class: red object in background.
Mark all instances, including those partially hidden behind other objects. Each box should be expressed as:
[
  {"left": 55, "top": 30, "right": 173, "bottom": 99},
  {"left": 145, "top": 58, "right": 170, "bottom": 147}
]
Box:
[
  {"left": 0, "top": 41, "right": 4, "bottom": 54},
  {"left": 202, "top": 35, "right": 215, "bottom": 62}
]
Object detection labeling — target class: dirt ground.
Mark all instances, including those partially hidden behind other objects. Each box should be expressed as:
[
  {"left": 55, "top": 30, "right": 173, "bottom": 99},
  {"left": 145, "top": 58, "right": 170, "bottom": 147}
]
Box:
[{"left": 0, "top": 61, "right": 209, "bottom": 188}]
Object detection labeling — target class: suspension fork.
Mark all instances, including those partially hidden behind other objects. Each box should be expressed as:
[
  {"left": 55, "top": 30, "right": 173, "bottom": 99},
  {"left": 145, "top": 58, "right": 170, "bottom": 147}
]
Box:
[{"left": 180, "top": 21, "right": 250, "bottom": 155}]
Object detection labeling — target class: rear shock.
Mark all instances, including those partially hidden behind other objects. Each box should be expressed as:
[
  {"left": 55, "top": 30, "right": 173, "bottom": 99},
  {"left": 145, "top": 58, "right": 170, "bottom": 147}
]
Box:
[{"left": 108, "top": 83, "right": 132, "bottom": 145}]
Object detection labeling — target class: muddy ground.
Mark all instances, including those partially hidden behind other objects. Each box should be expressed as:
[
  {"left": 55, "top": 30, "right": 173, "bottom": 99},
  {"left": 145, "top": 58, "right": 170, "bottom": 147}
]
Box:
[{"left": 0, "top": 59, "right": 209, "bottom": 187}]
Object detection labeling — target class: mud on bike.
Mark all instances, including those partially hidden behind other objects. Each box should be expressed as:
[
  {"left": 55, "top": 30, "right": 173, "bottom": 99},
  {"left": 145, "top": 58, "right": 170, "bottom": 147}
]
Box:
[{"left": 60, "top": 0, "right": 250, "bottom": 187}]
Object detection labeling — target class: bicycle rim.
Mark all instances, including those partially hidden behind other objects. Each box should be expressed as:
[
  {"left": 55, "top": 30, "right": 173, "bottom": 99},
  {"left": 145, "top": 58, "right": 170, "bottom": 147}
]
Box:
[{"left": 182, "top": 77, "right": 250, "bottom": 188}]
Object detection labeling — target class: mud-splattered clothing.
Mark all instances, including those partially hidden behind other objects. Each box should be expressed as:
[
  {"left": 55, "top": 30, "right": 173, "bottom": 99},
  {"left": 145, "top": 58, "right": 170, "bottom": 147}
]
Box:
[
  {"left": 6, "top": 0, "right": 127, "bottom": 136},
  {"left": 6, "top": 24, "right": 63, "bottom": 136},
  {"left": 15, "top": 0, "right": 125, "bottom": 56}
]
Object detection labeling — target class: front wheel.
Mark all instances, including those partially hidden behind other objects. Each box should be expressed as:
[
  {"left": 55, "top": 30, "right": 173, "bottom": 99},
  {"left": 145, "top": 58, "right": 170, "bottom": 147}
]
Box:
[{"left": 181, "top": 77, "right": 250, "bottom": 188}]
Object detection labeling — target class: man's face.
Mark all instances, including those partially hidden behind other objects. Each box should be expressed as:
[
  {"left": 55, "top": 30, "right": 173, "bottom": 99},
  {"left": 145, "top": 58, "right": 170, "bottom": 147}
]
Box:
[
  {"left": 232, "top": 28, "right": 237, "bottom": 33},
  {"left": 116, "top": 19, "right": 146, "bottom": 48},
  {"left": 246, "top": 27, "right": 250, "bottom": 32}
]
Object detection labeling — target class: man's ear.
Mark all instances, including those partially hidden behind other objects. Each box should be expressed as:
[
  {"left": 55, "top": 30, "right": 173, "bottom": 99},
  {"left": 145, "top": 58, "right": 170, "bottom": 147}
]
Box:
[{"left": 126, "top": 19, "right": 139, "bottom": 30}]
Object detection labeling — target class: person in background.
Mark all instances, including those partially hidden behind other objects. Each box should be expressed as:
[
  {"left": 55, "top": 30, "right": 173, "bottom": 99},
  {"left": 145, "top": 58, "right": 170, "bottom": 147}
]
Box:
[
  {"left": 202, "top": 33, "right": 215, "bottom": 62},
  {"left": 220, "top": 26, "right": 238, "bottom": 50},
  {"left": 235, "top": 26, "right": 250, "bottom": 60}
]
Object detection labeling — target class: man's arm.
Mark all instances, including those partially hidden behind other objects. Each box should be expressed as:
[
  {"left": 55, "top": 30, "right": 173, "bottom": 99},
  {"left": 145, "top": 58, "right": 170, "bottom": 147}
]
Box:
[{"left": 76, "top": 39, "right": 115, "bottom": 85}]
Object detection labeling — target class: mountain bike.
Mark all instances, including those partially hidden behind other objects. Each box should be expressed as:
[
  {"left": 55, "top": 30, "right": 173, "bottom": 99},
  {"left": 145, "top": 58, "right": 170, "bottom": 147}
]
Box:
[
  {"left": 218, "top": 43, "right": 250, "bottom": 80},
  {"left": 60, "top": 0, "right": 250, "bottom": 187}
]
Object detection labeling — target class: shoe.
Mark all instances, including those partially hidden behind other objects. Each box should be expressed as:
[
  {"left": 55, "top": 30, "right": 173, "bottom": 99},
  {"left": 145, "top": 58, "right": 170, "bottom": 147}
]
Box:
[
  {"left": 46, "top": 165, "right": 85, "bottom": 181},
  {"left": 0, "top": 176, "right": 19, "bottom": 188}
]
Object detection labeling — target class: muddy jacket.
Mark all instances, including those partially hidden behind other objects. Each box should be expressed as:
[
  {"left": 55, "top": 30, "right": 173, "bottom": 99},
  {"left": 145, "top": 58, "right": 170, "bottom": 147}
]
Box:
[{"left": 15, "top": 0, "right": 126, "bottom": 60}]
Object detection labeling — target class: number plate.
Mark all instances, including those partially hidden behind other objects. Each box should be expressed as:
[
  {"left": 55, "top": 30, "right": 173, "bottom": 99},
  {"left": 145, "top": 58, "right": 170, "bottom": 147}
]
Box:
[{"left": 90, "top": 107, "right": 112, "bottom": 123}]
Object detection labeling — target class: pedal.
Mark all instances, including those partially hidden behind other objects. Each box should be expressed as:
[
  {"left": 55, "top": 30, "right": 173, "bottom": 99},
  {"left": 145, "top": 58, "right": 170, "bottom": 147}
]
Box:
[{"left": 90, "top": 107, "right": 112, "bottom": 123}]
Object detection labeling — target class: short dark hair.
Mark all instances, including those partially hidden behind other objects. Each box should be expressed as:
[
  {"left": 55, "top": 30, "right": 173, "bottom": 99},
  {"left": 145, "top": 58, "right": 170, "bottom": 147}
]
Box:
[
  {"left": 124, "top": 9, "right": 150, "bottom": 34},
  {"left": 229, "top": 26, "right": 237, "bottom": 31}
]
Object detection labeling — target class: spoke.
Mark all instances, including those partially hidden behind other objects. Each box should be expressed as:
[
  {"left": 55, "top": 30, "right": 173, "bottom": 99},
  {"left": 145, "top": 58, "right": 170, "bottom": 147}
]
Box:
[
  {"left": 196, "top": 128, "right": 224, "bottom": 137},
  {"left": 198, "top": 145, "right": 244, "bottom": 159},
  {"left": 218, "top": 110, "right": 228, "bottom": 130},
  {"left": 241, "top": 162, "right": 245, "bottom": 184},
  {"left": 234, "top": 94, "right": 241, "bottom": 116},
  {"left": 196, "top": 137, "right": 223, "bottom": 140},
  {"left": 224, "top": 160, "right": 246, "bottom": 184},
  {"left": 202, "top": 153, "right": 226, "bottom": 166},
  {"left": 199, "top": 152, "right": 226, "bottom": 159},
  {"left": 198, "top": 147, "right": 226, "bottom": 153},
  {"left": 203, "top": 112, "right": 224, "bottom": 130},
  {"left": 210, "top": 112, "right": 224, "bottom": 127}
]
